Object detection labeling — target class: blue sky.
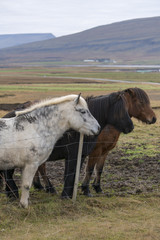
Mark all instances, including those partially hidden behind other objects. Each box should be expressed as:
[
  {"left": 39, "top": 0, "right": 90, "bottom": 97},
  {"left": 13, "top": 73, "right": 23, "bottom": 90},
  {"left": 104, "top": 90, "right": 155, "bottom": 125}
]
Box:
[{"left": 0, "top": 0, "right": 160, "bottom": 37}]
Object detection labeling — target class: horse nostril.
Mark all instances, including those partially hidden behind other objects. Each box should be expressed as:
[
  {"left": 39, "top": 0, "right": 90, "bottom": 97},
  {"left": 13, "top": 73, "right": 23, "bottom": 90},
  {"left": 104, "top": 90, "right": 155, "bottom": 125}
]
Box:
[{"left": 95, "top": 125, "right": 101, "bottom": 135}]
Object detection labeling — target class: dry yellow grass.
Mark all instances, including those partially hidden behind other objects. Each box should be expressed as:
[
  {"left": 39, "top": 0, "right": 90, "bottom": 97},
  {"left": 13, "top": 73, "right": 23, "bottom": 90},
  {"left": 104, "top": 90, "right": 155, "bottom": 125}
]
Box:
[{"left": 1, "top": 196, "right": 160, "bottom": 240}]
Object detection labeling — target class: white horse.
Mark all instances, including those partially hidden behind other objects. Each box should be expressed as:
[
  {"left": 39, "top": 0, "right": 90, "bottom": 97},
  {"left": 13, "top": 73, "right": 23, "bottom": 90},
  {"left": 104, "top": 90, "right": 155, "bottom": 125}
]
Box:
[{"left": 0, "top": 94, "right": 100, "bottom": 208}]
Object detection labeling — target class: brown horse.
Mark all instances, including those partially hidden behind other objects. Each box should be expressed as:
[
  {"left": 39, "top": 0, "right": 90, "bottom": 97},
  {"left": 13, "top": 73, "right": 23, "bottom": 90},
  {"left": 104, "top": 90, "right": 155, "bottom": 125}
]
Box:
[{"left": 81, "top": 87, "right": 156, "bottom": 196}]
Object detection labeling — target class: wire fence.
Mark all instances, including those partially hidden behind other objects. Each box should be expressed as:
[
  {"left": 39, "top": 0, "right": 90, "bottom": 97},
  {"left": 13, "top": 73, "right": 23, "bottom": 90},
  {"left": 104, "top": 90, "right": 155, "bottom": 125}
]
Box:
[{"left": 0, "top": 136, "right": 160, "bottom": 206}]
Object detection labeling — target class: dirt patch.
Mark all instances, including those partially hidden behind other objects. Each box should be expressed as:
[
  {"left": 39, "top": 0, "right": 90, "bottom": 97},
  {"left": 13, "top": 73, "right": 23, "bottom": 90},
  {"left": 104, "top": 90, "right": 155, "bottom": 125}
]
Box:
[
  {"left": 101, "top": 149, "right": 160, "bottom": 196},
  {"left": 1, "top": 141, "right": 159, "bottom": 197},
  {"left": 0, "top": 103, "right": 22, "bottom": 111},
  {"left": 42, "top": 145, "right": 160, "bottom": 197}
]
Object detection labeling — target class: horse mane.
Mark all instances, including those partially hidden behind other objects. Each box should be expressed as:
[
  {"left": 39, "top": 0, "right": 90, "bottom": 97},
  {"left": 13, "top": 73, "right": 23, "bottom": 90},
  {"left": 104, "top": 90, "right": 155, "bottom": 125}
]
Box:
[
  {"left": 108, "top": 91, "right": 127, "bottom": 119},
  {"left": 86, "top": 92, "right": 126, "bottom": 109},
  {"left": 125, "top": 87, "right": 150, "bottom": 104},
  {"left": 15, "top": 94, "right": 87, "bottom": 117},
  {"left": 86, "top": 92, "right": 126, "bottom": 127}
]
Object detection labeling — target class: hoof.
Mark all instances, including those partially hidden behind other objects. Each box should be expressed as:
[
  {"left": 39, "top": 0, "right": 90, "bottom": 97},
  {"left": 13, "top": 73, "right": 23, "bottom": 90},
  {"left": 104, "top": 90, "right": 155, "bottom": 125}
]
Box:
[
  {"left": 7, "top": 191, "right": 19, "bottom": 199},
  {"left": 33, "top": 183, "right": 44, "bottom": 190},
  {"left": 92, "top": 184, "right": 103, "bottom": 193},
  {"left": 61, "top": 195, "right": 71, "bottom": 200},
  {"left": 82, "top": 190, "right": 93, "bottom": 197},
  {"left": 19, "top": 201, "right": 28, "bottom": 209},
  {"left": 81, "top": 185, "right": 92, "bottom": 197},
  {"left": 46, "top": 187, "right": 57, "bottom": 195},
  {"left": 85, "top": 192, "right": 93, "bottom": 197},
  {"left": 61, "top": 192, "right": 72, "bottom": 199}
]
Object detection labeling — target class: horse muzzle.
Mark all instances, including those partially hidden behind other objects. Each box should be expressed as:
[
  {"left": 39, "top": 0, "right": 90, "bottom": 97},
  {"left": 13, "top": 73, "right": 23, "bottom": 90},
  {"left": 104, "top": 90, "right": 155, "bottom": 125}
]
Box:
[
  {"left": 91, "top": 125, "right": 101, "bottom": 136},
  {"left": 149, "top": 116, "right": 156, "bottom": 124},
  {"left": 123, "top": 124, "right": 134, "bottom": 134},
  {"left": 145, "top": 116, "right": 156, "bottom": 124}
]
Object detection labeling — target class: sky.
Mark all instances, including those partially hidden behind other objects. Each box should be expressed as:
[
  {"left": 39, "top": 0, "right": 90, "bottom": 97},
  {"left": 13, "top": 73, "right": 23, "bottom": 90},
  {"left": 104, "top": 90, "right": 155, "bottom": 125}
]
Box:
[{"left": 0, "top": 0, "right": 160, "bottom": 37}]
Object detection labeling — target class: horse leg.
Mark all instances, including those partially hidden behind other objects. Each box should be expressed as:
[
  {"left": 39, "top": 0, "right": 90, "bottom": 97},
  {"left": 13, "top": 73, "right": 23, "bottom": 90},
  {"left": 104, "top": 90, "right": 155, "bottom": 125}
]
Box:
[
  {"left": 0, "top": 171, "right": 4, "bottom": 191},
  {"left": 20, "top": 164, "right": 38, "bottom": 208},
  {"left": 81, "top": 156, "right": 97, "bottom": 197},
  {"left": 82, "top": 141, "right": 103, "bottom": 196},
  {"left": 91, "top": 126, "right": 120, "bottom": 193},
  {"left": 33, "top": 169, "right": 44, "bottom": 190},
  {"left": 92, "top": 154, "right": 107, "bottom": 193},
  {"left": 61, "top": 155, "right": 85, "bottom": 199},
  {"left": 38, "top": 163, "right": 57, "bottom": 194},
  {"left": 61, "top": 157, "right": 75, "bottom": 198},
  {"left": 4, "top": 169, "right": 19, "bottom": 199}
]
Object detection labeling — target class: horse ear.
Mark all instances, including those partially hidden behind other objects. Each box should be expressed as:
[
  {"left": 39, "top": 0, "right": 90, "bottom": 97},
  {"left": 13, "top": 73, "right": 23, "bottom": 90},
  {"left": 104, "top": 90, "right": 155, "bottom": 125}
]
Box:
[
  {"left": 75, "top": 93, "right": 81, "bottom": 105},
  {"left": 125, "top": 88, "right": 135, "bottom": 97}
]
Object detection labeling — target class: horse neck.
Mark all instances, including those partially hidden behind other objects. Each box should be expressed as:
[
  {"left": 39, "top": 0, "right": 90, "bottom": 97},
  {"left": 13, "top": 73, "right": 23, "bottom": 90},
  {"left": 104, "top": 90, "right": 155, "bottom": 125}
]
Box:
[
  {"left": 30, "top": 104, "right": 69, "bottom": 139},
  {"left": 88, "top": 96, "right": 108, "bottom": 129}
]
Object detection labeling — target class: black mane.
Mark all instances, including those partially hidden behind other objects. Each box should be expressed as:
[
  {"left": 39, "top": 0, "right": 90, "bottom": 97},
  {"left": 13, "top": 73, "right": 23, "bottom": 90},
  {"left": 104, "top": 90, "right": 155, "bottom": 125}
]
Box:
[{"left": 86, "top": 91, "right": 129, "bottom": 131}]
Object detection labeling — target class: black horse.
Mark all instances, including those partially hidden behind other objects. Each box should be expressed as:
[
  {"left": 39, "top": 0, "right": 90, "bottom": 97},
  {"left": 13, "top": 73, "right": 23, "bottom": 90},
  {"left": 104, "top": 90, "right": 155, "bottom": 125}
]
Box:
[{"left": 0, "top": 91, "right": 134, "bottom": 199}]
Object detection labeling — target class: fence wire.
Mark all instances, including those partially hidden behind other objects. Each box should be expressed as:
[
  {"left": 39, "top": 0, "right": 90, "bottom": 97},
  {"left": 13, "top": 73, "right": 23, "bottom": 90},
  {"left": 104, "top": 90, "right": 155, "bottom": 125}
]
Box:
[{"left": 0, "top": 136, "right": 160, "bottom": 205}]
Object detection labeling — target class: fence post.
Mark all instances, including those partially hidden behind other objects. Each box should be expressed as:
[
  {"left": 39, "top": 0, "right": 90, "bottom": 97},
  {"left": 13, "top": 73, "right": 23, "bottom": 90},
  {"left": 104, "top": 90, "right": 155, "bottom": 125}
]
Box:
[{"left": 72, "top": 133, "right": 84, "bottom": 202}]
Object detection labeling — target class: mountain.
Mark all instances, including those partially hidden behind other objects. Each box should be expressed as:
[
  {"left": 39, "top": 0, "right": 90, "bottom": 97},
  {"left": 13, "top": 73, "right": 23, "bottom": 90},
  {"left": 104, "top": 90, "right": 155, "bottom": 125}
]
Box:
[
  {"left": 0, "top": 17, "right": 160, "bottom": 64},
  {"left": 0, "top": 33, "right": 55, "bottom": 49}
]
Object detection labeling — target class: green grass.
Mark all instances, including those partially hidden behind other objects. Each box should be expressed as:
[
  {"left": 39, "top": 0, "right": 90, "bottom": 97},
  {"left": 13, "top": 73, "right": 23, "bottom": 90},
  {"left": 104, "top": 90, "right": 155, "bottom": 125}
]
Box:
[
  {"left": 1, "top": 66, "right": 160, "bottom": 83},
  {"left": 116, "top": 119, "right": 160, "bottom": 161},
  {"left": 38, "top": 71, "right": 160, "bottom": 83},
  {"left": 120, "top": 144, "right": 157, "bottom": 161},
  {"left": 0, "top": 83, "right": 160, "bottom": 92},
  {"left": 0, "top": 84, "right": 116, "bottom": 92}
]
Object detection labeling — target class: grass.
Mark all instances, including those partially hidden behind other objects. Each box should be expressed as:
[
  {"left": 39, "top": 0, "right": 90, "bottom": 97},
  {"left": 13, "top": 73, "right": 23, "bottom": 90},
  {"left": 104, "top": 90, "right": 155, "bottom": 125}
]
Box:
[
  {"left": 0, "top": 83, "right": 160, "bottom": 93},
  {"left": 117, "top": 119, "right": 160, "bottom": 161},
  {"left": 121, "top": 144, "right": 157, "bottom": 161},
  {"left": 0, "top": 83, "right": 127, "bottom": 92},
  {"left": 38, "top": 71, "right": 160, "bottom": 83},
  {"left": 1, "top": 193, "right": 160, "bottom": 240},
  {"left": 1, "top": 66, "right": 160, "bottom": 83},
  {"left": 119, "top": 117, "right": 158, "bottom": 169}
]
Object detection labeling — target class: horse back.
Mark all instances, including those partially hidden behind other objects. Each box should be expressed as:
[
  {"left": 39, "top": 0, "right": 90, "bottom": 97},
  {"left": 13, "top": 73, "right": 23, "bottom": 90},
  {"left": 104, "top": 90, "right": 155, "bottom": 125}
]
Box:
[{"left": 2, "top": 101, "right": 32, "bottom": 119}]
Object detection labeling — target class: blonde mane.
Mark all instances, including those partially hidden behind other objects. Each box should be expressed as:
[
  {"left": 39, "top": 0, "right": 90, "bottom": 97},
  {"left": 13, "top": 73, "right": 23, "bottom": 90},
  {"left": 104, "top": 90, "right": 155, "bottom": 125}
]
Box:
[{"left": 15, "top": 94, "right": 87, "bottom": 116}]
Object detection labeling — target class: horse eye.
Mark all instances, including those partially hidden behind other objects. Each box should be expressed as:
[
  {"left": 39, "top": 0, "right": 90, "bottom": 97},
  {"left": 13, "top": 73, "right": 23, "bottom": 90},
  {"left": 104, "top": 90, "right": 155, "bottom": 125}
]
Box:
[{"left": 80, "top": 109, "right": 86, "bottom": 114}]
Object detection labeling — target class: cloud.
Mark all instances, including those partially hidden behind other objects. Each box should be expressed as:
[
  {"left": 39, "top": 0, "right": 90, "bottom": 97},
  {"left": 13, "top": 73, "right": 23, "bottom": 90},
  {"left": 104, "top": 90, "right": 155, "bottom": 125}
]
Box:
[{"left": 0, "top": 0, "right": 160, "bottom": 36}]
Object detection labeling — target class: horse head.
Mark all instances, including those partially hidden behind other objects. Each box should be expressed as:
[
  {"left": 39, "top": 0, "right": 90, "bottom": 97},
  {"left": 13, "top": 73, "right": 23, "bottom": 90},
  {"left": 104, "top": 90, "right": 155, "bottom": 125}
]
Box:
[
  {"left": 66, "top": 94, "right": 101, "bottom": 136},
  {"left": 124, "top": 88, "right": 156, "bottom": 124}
]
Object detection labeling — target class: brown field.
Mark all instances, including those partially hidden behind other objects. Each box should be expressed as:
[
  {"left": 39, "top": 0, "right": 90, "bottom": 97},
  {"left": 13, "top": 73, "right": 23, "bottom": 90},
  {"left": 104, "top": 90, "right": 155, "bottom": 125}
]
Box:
[{"left": 0, "top": 66, "right": 160, "bottom": 106}]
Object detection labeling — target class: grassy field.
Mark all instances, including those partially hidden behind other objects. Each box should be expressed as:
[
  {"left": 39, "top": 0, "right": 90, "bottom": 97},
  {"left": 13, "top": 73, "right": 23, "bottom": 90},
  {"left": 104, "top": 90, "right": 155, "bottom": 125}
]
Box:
[
  {"left": 1, "top": 194, "right": 160, "bottom": 240},
  {"left": 0, "top": 66, "right": 160, "bottom": 83},
  {"left": 0, "top": 66, "right": 160, "bottom": 107},
  {"left": 0, "top": 66, "right": 160, "bottom": 240}
]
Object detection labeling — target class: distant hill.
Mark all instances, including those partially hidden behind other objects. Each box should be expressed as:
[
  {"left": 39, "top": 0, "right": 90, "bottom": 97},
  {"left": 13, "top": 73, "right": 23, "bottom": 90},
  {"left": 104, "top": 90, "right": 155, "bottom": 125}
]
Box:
[
  {"left": 0, "top": 33, "right": 55, "bottom": 49},
  {"left": 0, "top": 17, "right": 160, "bottom": 64}
]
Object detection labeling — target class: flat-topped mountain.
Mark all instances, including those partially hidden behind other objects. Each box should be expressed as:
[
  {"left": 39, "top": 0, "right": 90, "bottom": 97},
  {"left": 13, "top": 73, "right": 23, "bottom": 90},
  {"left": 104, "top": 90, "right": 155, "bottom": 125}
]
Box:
[{"left": 0, "top": 33, "right": 55, "bottom": 49}]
